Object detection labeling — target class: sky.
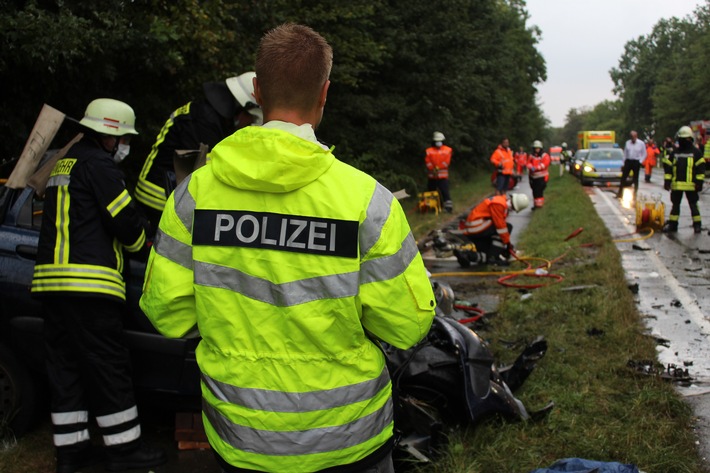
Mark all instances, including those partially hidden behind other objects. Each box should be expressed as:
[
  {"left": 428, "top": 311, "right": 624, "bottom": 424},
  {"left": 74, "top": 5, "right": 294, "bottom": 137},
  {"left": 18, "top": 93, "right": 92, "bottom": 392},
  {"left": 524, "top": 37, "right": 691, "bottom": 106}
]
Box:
[{"left": 525, "top": 0, "right": 705, "bottom": 127}]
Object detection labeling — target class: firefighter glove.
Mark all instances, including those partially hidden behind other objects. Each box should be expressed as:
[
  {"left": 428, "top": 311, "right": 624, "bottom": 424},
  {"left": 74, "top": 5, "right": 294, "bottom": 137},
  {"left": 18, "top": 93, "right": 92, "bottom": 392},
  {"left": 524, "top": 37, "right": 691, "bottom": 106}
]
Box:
[
  {"left": 664, "top": 182, "right": 671, "bottom": 191},
  {"left": 696, "top": 183, "right": 703, "bottom": 192}
]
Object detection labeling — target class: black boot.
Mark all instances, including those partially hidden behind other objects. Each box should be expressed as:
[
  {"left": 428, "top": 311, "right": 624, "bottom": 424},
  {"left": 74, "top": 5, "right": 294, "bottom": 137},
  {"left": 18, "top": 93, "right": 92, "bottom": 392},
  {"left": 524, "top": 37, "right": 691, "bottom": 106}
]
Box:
[
  {"left": 105, "top": 442, "right": 167, "bottom": 472},
  {"left": 56, "top": 442, "right": 104, "bottom": 473},
  {"left": 663, "top": 221, "right": 678, "bottom": 233},
  {"left": 694, "top": 222, "right": 702, "bottom": 234}
]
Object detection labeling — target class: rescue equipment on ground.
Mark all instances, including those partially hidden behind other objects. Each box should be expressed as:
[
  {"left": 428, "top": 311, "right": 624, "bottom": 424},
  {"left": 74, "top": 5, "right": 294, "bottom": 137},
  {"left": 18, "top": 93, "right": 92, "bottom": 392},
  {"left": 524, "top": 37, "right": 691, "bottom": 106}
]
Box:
[
  {"left": 635, "top": 193, "right": 665, "bottom": 230},
  {"left": 417, "top": 190, "right": 442, "bottom": 214}
]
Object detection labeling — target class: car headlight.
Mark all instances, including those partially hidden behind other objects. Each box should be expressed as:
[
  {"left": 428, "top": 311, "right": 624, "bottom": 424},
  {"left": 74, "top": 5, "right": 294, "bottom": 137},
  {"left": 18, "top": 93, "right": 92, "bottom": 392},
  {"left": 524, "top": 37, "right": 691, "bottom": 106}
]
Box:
[{"left": 583, "top": 164, "right": 594, "bottom": 173}]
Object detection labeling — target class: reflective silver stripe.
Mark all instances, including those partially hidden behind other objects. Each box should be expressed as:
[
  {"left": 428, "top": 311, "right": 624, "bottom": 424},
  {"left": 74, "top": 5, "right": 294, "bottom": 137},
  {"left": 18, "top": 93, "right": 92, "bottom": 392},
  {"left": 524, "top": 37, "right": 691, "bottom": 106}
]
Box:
[
  {"left": 360, "top": 232, "right": 418, "bottom": 284},
  {"left": 47, "top": 175, "right": 71, "bottom": 188},
  {"left": 173, "top": 175, "right": 195, "bottom": 231},
  {"left": 202, "top": 366, "right": 390, "bottom": 413},
  {"left": 195, "top": 261, "right": 358, "bottom": 306},
  {"left": 33, "top": 265, "right": 123, "bottom": 282},
  {"left": 96, "top": 406, "right": 138, "bottom": 427},
  {"left": 466, "top": 219, "right": 491, "bottom": 234},
  {"left": 154, "top": 229, "right": 193, "bottom": 269},
  {"left": 103, "top": 425, "right": 141, "bottom": 446},
  {"left": 54, "top": 429, "right": 90, "bottom": 447},
  {"left": 360, "top": 183, "right": 393, "bottom": 258},
  {"left": 107, "top": 190, "right": 132, "bottom": 217},
  {"left": 496, "top": 228, "right": 508, "bottom": 235},
  {"left": 203, "top": 397, "right": 392, "bottom": 456},
  {"left": 51, "top": 410, "right": 89, "bottom": 425}
]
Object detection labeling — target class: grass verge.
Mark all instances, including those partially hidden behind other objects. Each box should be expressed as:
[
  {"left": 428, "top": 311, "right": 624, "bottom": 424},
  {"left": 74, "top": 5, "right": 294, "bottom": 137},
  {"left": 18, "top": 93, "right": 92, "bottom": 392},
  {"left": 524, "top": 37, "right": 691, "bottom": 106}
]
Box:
[{"left": 415, "top": 173, "right": 706, "bottom": 473}]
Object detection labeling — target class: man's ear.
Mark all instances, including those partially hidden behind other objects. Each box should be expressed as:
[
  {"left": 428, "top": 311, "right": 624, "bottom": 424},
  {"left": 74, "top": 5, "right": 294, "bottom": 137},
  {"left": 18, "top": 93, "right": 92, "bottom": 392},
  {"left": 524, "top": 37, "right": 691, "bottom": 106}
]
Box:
[
  {"left": 319, "top": 80, "right": 330, "bottom": 108},
  {"left": 253, "top": 76, "right": 263, "bottom": 106}
]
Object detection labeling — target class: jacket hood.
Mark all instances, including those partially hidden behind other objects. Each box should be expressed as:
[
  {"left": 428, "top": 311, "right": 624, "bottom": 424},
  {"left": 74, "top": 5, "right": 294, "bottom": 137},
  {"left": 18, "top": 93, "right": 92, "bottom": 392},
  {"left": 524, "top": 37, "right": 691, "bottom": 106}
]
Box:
[{"left": 209, "top": 126, "right": 335, "bottom": 193}]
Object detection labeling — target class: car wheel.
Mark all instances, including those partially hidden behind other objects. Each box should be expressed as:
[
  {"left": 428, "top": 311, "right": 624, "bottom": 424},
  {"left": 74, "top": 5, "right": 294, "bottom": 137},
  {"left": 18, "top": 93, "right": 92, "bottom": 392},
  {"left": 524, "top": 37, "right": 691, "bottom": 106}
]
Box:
[{"left": 0, "top": 343, "right": 40, "bottom": 438}]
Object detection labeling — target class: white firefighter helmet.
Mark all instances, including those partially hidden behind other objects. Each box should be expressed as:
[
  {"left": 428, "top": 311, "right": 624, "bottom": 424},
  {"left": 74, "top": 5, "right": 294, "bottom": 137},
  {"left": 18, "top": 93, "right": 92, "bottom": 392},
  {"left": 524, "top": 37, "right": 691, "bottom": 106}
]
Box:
[
  {"left": 677, "top": 125, "right": 694, "bottom": 140},
  {"left": 532, "top": 140, "right": 543, "bottom": 149},
  {"left": 510, "top": 193, "right": 529, "bottom": 212},
  {"left": 226, "top": 71, "right": 263, "bottom": 124},
  {"left": 433, "top": 131, "right": 446, "bottom": 142},
  {"left": 79, "top": 98, "right": 138, "bottom": 136},
  {"left": 226, "top": 72, "right": 257, "bottom": 109},
  {"left": 561, "top": 142, "right": 567, "bottom": 148}
]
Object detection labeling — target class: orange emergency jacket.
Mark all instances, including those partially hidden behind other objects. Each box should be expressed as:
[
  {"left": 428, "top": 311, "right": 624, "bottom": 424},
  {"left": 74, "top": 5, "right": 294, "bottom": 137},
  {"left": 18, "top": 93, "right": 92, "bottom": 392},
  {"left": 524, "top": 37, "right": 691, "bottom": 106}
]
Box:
[
  {"left": 644, "top": 144, "right": 660, "bottom": 167},
  {"left": 425, "top": 145, "right": 453, "bottom": 179},
  {"left": 463, "top": 195, "right": 511, "bottom": 244},
  {"left": 527, "top": 151, "right": 550, "bottom": 181},
  {"left": 490, "top": 145, "right": 514, "bottom": 176},
  {"left": 514, "top": 151, "right": 528, "bottom": 175}
]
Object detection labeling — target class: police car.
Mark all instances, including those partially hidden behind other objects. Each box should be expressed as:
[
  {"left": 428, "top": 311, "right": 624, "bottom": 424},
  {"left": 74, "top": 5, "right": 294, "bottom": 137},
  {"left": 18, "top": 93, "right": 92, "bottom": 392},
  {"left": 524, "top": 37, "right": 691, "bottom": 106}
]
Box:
[{"left": 579, "top": 147, "right": 626, "bottom": 186}]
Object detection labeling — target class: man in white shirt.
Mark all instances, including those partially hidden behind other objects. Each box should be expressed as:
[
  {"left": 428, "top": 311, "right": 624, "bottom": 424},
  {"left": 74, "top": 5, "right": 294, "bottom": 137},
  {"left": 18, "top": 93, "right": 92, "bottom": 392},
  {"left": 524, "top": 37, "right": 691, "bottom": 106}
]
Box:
[{"left": 617, "top": 130, "right": 647, "bottom": 198}]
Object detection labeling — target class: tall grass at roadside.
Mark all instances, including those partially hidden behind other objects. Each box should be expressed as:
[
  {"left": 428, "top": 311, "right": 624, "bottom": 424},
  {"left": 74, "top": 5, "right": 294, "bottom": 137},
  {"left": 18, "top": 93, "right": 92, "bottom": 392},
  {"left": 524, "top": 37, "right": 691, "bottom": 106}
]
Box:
[{"left": 416, "top": 173, "right": 705, "bottom": 473}]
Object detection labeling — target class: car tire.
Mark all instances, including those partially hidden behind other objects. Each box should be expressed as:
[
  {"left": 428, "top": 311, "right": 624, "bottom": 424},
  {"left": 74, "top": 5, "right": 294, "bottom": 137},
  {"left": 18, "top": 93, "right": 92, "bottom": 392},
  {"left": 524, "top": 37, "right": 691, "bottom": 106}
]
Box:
[{"left": 0, "top": 342, "right": 40, "bottom": 438}]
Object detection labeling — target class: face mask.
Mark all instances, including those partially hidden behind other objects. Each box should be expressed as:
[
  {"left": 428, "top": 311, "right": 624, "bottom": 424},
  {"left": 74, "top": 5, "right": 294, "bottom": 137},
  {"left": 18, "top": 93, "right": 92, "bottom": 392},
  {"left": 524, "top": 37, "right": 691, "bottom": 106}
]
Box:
[
  {"left": 434, "top": 141, "right": 443, "bottom": 147},
  {"left": 113, "top": 143, "right": 130, "bottom": 163}
]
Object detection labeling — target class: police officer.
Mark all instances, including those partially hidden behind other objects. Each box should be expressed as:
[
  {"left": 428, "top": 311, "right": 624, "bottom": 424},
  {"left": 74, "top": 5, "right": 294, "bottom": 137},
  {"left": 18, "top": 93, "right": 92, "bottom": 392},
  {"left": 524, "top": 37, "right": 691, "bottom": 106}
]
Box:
[
  {"left": 662, "top": 125, "right": 705, "bottom": 234},
  {"left": 140, "top": 24, "right": 435, "bottom": 473},
  {"left": 424, "top": 131, "right": 453, "bottom": 212},
  {"left": 135, "top": 72, "right": 261, "bottom": 234},
  {"left": 31, "top": 99, "right": 166, "bottom": 473}
]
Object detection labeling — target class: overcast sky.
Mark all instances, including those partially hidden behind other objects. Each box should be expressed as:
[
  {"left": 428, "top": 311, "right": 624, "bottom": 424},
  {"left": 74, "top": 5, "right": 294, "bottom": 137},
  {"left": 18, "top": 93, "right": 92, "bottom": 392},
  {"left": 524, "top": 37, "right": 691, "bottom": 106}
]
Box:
[{"left": 525, "top": 0, "right": 704, "bottom": 127}]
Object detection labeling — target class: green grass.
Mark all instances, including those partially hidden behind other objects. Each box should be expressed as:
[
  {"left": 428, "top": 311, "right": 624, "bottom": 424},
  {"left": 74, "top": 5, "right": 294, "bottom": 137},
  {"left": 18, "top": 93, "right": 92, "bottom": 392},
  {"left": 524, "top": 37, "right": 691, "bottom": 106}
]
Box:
[
  {"left": 2, "top": 171, "right": 705, "bottom": 473},
  {"left": 414, "top": 173, "right": 706, "bottom": 473}
]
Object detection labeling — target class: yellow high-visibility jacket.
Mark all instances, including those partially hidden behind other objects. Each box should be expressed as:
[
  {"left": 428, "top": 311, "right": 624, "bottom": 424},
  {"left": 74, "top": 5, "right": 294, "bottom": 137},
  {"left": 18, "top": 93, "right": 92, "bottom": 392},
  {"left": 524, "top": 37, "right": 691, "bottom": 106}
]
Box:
[{"left": 140, "top": 124, "right": 435, "bottom": 472}]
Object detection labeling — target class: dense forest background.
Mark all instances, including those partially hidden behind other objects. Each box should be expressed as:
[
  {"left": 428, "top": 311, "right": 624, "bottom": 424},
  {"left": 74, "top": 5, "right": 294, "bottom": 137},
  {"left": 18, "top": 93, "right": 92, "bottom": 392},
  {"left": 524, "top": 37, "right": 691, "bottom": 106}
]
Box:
[
  {"left": 0, "top": 0, "right": 547, "bottom": 194},
  {"left": 553, "top": 0, "right": 710, "bottom": 148}
]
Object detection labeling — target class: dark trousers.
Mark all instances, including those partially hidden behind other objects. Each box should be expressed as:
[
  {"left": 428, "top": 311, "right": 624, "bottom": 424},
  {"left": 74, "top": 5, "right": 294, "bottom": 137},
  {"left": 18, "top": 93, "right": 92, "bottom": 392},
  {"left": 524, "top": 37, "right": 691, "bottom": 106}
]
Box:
[
  {"left": 530, "top": 177, "right": 547, "bottom": 207},
  {"left": 618, "top": 159, "right": 641, "bottom": 195},
  {"left": 44, "top": 297, "right": 140, "bottom": 450},
  {"left": 427, "top": 178, "right": 452, "bottom": 207},
  {"left": 494, "top": 173, "right": 511, "bottom": 194},
  {"left": 466, "top": 223, "right": 513, "bottom": 258},
  {"left": 669, "top": 190, "right": 700, "bottom": 224}
]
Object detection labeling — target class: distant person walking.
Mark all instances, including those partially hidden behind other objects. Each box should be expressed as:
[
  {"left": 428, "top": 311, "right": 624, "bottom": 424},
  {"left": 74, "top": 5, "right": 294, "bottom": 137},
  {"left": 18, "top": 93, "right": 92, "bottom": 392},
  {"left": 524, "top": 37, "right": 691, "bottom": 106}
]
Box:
[
  {"left": 617, "top": 130, "right": 646, "bottom": 198},
  {"left": 527, "top": 140, "right": 550, "bottom": 209},
  {"left": 643, "top": 138, "right": 660, "bottom": 182}
]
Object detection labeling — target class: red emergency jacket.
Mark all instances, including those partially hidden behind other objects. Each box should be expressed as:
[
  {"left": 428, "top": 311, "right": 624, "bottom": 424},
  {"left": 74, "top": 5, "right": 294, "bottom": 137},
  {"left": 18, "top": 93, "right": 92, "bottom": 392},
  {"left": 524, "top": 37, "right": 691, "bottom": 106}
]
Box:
[
  {"left": 527, "top": 151, "right": 550, "bottom": 181},
  {"left": 490, "top": 145, "right": 514, "bottom": 176},
  {"left": 644, "top": 145, "right": 660, "bottom": 167},
  {"left": 425, "top": 145, "right": 453, "bottom": 179},
  {"left": 514, "top": 151, "right": 528, "bottom": 175},
  {"left": 463, "top": 195, "right": 511, "bottom": 244}
]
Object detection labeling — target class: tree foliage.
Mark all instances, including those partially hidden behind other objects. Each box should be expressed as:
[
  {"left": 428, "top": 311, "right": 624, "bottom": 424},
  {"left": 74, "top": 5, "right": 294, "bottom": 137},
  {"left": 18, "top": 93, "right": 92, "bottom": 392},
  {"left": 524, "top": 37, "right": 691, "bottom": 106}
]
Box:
[
  {"left": 1, "top": 0, "right": 546, "bottom": 193},
  {"left": 560, "top": 0, "right": 710, "bottom": 145}
]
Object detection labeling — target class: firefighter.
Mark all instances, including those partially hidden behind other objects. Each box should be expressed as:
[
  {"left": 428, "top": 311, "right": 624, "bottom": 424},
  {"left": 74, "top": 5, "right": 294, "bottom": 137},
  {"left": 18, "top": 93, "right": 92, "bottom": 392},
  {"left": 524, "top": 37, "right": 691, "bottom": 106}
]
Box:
[
  {"left": 135, "top": 72, "right": 261, "bottom": 234},
  {"left": 31, "top": 99, "right": 166, "bottom": 473},
  {"left": 490, "top": 137, "right": 514, "bottom": 195},
  {"left": 662, "top": 126, "right": 705, "bottom": 234},
  {"left": 139, "top": 24, "right": 435, "bottom": 473},
  {"left": 527, "top": 140, "right": 550, "bottom": 209},
  {"left": 661, "top": 136, "right": 675, "bottom": 169},
  {"left": 643, "top": 138, "right": 660, "bottom": 182},
  {"left": 455, "top": 193, "right": 530, "bottom": 267},
  {"left": 424, "top": 131, "right": 453, "bottom": 212},
  {"left": 560, "top": 142, "right": 571, "bottom": 176},
  {"left": 514, "top": 146, "right": 528, "bottom": 178}
]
